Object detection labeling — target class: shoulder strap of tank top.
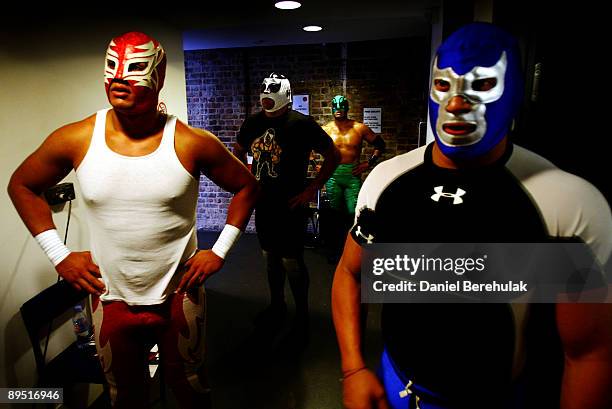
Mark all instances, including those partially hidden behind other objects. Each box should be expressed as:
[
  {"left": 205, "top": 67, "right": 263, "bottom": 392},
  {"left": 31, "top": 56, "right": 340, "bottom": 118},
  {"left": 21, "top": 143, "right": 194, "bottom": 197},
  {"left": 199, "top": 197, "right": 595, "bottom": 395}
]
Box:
[
  {"left": 91, "top": 108, "right": 111, "bottom": 150},
  {"left": 160, "top": 114, "right": 178, "bottom": 153}
]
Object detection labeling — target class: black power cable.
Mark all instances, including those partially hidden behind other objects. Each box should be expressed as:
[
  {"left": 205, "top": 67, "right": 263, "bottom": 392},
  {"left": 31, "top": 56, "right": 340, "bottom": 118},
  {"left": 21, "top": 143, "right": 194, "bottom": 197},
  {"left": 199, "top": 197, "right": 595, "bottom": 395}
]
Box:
[{"left": 41, "top": 195, "right": 73, "bottom": 365}]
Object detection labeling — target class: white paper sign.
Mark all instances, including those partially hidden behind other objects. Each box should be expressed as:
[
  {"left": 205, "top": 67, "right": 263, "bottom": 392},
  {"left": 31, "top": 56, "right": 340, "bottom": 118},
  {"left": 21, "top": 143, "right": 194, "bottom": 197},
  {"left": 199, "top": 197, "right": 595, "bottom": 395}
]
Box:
[
  {"left": 292, "top": 95, "right": 310, "bottom": 115},
  {"left": 363, "top": 107, "right": 382, "bottom": 133}
]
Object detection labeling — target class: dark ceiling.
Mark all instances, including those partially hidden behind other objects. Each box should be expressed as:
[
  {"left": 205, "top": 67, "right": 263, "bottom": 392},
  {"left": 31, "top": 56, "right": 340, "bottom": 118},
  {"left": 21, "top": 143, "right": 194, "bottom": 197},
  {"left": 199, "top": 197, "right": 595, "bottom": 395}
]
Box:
[
  {"left": 1, "top": 1, "right": 440, "bottom": 50},
  {"left": 170, "top": 0, "right": 440, "bottom": 50}
]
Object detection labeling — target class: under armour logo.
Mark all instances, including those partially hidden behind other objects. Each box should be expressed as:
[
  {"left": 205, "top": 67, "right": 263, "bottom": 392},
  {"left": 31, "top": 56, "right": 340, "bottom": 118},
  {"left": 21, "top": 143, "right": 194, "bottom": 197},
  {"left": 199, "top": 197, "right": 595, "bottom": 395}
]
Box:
[
  {"left": 399, "top": 380, "right": 414, "bottom": 398},
  {"left": 355, "top": 225, "right": 374, "bottom": 244},
  {"left": 399, "top": 380, "right": 421, "bottom": 408},
  {"left": 431, "top": 186, "right": 466, "bottom": 205}
]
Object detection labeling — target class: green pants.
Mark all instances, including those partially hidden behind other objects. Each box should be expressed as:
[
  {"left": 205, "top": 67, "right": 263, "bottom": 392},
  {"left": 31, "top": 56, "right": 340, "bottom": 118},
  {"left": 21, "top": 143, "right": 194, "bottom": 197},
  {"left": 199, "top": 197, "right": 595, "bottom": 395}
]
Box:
[{"left": 325, "top": 164, "right": 361, "bottom": 216}]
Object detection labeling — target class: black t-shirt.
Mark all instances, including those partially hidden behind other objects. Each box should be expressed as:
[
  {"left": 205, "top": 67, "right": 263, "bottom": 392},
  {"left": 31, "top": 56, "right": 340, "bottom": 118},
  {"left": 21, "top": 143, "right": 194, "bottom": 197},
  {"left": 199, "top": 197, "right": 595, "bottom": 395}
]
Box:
[
  {"left": 350, "top": 142, "right": 612, "bottom": 404},
  {"left": 237, "top": 110, "right": 332, "bottom": 201}
]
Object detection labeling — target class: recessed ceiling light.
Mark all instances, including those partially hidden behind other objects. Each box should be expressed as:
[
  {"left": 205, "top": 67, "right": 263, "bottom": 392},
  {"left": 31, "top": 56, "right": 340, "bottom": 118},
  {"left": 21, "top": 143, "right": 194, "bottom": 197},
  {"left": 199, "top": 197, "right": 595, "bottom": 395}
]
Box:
[
  {"left": 303, "top": 25, "right": 323, "bottom": 32},
  {"left": 275, "top": 1, "right": 301, "bottom": 9}
]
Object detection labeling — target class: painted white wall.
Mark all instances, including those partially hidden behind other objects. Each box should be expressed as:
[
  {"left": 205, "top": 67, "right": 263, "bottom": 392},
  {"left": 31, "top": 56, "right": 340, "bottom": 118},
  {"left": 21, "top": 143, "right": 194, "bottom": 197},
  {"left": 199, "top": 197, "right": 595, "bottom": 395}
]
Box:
[{"left": 0, "top": 18, "right": 187, "bottom": 405}]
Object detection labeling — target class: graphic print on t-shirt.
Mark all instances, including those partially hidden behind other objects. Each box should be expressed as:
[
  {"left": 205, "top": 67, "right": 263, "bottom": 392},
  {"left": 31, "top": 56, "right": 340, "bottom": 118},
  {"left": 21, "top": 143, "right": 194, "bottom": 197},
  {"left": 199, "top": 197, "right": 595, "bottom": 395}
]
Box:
[{"left": 251, "top": 128, "right": 282, "bottom": 180}]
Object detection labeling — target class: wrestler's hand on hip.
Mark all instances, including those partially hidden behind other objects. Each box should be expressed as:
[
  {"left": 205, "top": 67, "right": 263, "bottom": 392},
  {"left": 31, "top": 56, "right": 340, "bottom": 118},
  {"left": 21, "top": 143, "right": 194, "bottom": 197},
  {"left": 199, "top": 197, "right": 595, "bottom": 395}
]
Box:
[
  {"left": 342, "top": 369, "right": 389, "bottom": 409},
  {"left": 178, "top": 250, "right": 224, "bottom": 292},
  {"left": 352, "top": 162, "right": 370, "bottom": 176},
  {"left": 55, "top": 251, "right": 105, "bottom": 295}
]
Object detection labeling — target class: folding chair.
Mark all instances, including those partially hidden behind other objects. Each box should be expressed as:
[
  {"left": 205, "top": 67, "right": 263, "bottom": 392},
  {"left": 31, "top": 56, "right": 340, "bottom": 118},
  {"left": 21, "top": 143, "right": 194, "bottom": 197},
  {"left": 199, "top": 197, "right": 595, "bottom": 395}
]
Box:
[{"left": 20, "top": 280, "right": 107, "bottom": 407}]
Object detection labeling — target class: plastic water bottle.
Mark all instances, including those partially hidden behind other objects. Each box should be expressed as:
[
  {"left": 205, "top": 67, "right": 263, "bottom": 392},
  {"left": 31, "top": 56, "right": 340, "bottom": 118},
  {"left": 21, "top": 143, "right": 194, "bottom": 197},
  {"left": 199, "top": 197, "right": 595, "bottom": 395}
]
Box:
[{"left": 72, "top": 304, "right": 95, "bottom": 350}]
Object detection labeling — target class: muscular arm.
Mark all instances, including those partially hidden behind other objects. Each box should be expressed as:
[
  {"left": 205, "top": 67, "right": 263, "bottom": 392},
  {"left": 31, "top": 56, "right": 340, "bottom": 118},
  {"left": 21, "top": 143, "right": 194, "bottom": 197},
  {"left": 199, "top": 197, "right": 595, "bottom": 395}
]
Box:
[
  {"left": 289, "top": 143, "right": 340, "bottom": 208},
  {"left": 332, "top": 234, "right": 366, "bottom": 371},
  {"left": 7, "top": 125, "right": 80, "bottom": 235},
  {"left": 332, "top": 234, "right": 388, "bottom": 409},
  {"left": 188, "top": 127, "right": 259, "bottom": 230},
  {"left": 360, "top": 123, "right": 385, "bottom": 162},
  {"left": 233, "top": 142, "right": 248, "bottom": 165},
  {"left": 362, "top": 124, "right": 385, "bottom": 158},
  {"left": 351, "top": 123, "right": 384, "bottom": 176},
  {"left": 557, "top": 299, "right": 612, "bottom": 409},
  {"left": 311, "top": 142, "right": 341, "bottom": 190},
  {"left": 178, "top": 126, "right": 260, "bottom": 290},
  {"left": 7, "top": 119, "right": 104, "bottom": 295},
  {"left": 205, "top": 144, "right": 259, "bottom": 231}
]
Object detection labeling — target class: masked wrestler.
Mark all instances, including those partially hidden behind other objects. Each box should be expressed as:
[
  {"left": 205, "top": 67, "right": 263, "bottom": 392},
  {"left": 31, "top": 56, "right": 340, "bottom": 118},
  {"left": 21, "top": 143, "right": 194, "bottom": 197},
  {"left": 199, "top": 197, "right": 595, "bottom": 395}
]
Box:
[
  {"left": 8, "top": 31, "right": 259, "bottom": 408},
  {"left": 332, "top": 23, "right": 612, "bottom": 409},
  {"left": 321, "top": 95, "right": 385, "bottom": 262},
  {"left": 234, "top": 73, "right": 340, "bottom": 337}
]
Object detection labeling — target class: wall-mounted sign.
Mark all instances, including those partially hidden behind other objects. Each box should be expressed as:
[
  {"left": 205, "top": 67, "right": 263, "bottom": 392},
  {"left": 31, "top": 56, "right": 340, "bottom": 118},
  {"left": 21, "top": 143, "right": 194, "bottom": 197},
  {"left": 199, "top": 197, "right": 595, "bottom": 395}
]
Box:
[
  {"left": 363, "top": 107, "right": 382, "bottom": 133},
  {"left": 292, "top": 95, "right": 310, "bottom": 115}
]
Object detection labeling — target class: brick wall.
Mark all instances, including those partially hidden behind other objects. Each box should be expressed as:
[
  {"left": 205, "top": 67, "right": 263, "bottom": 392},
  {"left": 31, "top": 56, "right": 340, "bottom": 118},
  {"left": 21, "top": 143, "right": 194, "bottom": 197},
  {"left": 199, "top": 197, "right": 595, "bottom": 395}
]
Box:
[{"left": 185, "top": 37, "right": 429, "bottom": 232}]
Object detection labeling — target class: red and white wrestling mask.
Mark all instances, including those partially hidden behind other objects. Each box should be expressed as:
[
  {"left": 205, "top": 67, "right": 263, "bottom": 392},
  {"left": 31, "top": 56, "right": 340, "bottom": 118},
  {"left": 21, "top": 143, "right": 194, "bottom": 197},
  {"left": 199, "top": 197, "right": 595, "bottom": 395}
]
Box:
[{"left": 104, "top": 32, "right": 166, "bottom": 113}]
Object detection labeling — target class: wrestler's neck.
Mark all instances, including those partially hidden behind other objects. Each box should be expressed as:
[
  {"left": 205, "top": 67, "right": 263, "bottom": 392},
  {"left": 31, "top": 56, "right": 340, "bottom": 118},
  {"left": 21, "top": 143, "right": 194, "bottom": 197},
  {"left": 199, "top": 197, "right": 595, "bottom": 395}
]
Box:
[
  {"left": 334, "top": 117, "right": 351, "bottom": 126},
  {"left": 264, "top": 105, "right": 289, "bottom": 118},
  {"left": 432, "top": 136, "right": 508, "bottom": 169},
  {"left": 110, "top": 108, "right": 164, "bottom": 138},
  {"left": 333, "top": 112, "right": 349, "bottom": 124}
]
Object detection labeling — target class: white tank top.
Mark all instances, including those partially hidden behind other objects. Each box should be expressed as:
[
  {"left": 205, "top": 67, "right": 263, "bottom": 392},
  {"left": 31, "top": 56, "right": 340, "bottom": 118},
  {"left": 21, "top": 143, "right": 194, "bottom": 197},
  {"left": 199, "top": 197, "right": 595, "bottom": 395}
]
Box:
[{"left": 76, "top": 109, "right": 199, "bottom": 305}]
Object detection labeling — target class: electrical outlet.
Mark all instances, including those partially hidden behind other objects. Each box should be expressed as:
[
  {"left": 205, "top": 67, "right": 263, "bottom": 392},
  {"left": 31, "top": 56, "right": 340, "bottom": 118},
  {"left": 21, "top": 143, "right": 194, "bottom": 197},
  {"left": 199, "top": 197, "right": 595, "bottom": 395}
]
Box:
[{"left": 44, "top": 183, "right": 75, "bottom": 205}]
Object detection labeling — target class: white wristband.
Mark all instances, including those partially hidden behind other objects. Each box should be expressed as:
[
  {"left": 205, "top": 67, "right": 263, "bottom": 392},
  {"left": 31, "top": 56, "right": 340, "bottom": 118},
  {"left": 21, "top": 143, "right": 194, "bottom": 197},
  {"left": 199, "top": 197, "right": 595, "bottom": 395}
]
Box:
[
  {"left": 34, "top": 229, "right": 71, "bottom": 266},
  {"left": 211, "top": 224, "right": 242, "bottom": 259}
]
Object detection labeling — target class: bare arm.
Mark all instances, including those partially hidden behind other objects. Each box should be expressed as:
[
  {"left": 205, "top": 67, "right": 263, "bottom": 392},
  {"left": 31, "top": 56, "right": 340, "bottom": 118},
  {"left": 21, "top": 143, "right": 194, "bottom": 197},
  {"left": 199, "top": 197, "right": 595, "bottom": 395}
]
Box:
[
  {"left": 8, "top": 127, "right": 78, "bottom": 235},
  {"left": 178, "top": 127, "right": 260, "bottom": 290},
  {"left": 332, "top": 234, "right": 366, "bottom": 371},
  {"left": 353, "top": 124, "right": 385, "bottom": 176},
  {"left": 557, "top": 298, "right": 612, "bottom": 409},
  {"left": 311, "top": 142, "right": 341, "bottom": 190},
  {"left": 289, "top": 143, "right": 341, "bottom": 208},
  {"left": 7, "top": 121, "right": 105, "bottom": 295},
  {"left": 362, "top": 124, "right": 385, "bottom": 156},
  {"left": 233, "top": 142, "right": 248, "bottom": 166},
  {"left": 202, "top": 136, "right": 260, "bottom": 230},
  {"left": 332, "top": 234, "right": 388, "bottom": 409}
]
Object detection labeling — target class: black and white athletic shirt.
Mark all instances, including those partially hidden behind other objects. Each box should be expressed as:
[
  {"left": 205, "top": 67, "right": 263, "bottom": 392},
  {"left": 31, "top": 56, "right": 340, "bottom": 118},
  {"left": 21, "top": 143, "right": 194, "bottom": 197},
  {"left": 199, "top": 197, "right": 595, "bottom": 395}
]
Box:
[{"left": 351, "top": 142, "right": 612, "bottom": 400}]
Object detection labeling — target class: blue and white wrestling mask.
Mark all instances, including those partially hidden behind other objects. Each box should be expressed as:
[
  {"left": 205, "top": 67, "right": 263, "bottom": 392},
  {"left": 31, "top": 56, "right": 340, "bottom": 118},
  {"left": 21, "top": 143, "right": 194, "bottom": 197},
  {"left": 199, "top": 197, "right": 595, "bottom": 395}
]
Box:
[
  {"left": 429, "top": 23, "right": 523, "bottom": 160},
  {"left": 260, "top": 73, "right": 292, "bottom": 113}
]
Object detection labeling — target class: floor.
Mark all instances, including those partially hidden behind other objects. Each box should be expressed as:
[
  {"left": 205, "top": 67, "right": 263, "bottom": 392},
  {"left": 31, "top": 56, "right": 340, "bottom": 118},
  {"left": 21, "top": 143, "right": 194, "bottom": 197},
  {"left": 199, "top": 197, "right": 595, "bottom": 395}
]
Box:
[{"left": 93, "top": 231, "right": 383, "bottom": 409}]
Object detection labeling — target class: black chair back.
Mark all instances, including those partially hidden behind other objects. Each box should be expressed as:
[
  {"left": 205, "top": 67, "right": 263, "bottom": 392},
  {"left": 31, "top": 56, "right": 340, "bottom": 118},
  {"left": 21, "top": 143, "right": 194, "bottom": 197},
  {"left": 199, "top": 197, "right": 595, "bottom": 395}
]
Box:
[{"left": 20, "top": 280, "right": 89, "bottom": 377}]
